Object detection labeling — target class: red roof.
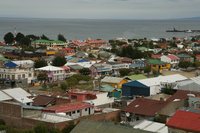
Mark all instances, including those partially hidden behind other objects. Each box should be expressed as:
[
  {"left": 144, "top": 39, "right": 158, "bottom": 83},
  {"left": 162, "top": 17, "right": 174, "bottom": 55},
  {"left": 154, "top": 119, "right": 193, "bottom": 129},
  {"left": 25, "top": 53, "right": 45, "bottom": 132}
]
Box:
[
  {"left": 166, "top": 110, "right": 200, "bottom": 132},
  {"left": 167, "top": 54, "right": 179, "bottom": 60},
  {"left": 33, "top": 95, "right": 56, "bottom": 106},
  {"left": 42, "top": 102, "right": 93, "bottom": 113},
  {"left": 124, "top": 98, "right": 166, "bottom": 116}
]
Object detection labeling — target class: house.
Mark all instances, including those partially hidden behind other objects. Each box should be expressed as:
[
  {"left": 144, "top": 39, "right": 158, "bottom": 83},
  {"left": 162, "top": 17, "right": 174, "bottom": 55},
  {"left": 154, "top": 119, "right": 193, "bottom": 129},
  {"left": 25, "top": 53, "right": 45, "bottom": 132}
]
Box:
[
  {"left": 122, "top": 74, "right": 188, "bottom": 97},
  {"left": 101, "top": 76, "right": 128, "bottom": 89},
  {"left": 130, "top": 59, "right": 146, "bottom": 69},
  {"left": 32, "top": 39, "right": 68, "bottom": 50},
  {"left": 133, "top": 120, "right": 168, "bottom": 133},
  {"left": 68, "top": 64, "right": 83, "bottom": 73},
  {"left": 147, "top": 59, "right": 170, "bottom": 73},
  {"left": 32, "top": 95, "right": 56, "bottom": 107},
  {"left": 36, "top": 65, "right": 66, "bottom": 82},
  {"left": 177, "top": 53, "right": 194, "bottom": 62},
  {"left": 90, "top": 63, "right": 112, "bottom": 77},
  {"left": 100, "top": 85, "right": 121, "bottom": 99},
  {"left": 67, "top": 89, "right": 97, "bottom": 102},
  {"left": 61, "top": 47, "right": 75, "bottom": 56},
  {"left": 1, "top": 88, "right": 33, "bottom": 105},
  {"left": 42, "top": 102, "right": 94, "bottom": 119},
  {"left": 195, "top": 54, "right": 200, "bottom": 62},
  {"left": 71, "top": 120, "right": 151, "bottom": 133},
  {"left": 108, "top": 62, "right": 130, "bottom": 76},
  {"left": 166, "top": 110, "right": 200, "bottom": 133},
  {"left": 160, "top": 54, "right": 180, "bottom": 68},
  {"left": 121, "top": 98, "right": 166, "bottom": 122},
  {"left": 0, "top": 61, "right": 35, "bottom": 84},
  {"left": 151, "top": 54, "right": 162, "bottom": 59},
  {"left": 188, "top": 95, "right": 200, "bottom": 109}
]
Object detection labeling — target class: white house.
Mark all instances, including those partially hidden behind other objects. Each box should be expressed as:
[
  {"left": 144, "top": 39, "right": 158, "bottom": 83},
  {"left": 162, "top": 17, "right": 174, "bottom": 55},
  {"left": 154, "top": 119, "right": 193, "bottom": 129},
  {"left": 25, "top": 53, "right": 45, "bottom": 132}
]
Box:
[
  {"left": 42, "top": 102, "right": 94, "bottom": 119},
  {"left": 36, "top": 65, "right": 66, "bottom": 81},
  {"left": 160, "top": 54, "right": 180, "bottom": 68},
  {"left": 0, "top": 61, "right": 35, "bottom": 84}
]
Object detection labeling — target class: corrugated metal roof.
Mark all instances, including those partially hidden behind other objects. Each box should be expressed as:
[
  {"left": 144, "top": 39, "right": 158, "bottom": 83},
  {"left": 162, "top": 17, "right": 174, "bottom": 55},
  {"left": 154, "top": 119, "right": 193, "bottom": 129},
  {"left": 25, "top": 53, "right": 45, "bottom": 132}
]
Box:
[
  {"left": 134, "top": 120, "right": 168, "bottom": 133},
  {"left": 37, "top": 65, "right": 64, "bottom": 71},
  {"left": 2, "top": 88, "right": 32, "bottom": 103},
  {"left": 138, "top": 74, "right": 187, "bottom": 87},
  {"left": 101, "top": 76, "right": 124, "bottom": 84},
  {"left": 0, "top": 91, "right": 12, "bottom": 101}
]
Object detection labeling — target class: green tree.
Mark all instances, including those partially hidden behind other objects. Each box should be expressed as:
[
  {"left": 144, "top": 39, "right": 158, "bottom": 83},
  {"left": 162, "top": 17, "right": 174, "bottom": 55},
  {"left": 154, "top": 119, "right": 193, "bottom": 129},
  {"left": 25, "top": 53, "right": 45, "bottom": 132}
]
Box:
[
  {"left": 41, "top": 34, "right": 50, "bottom": 40},
  {"left": 60, "top": 81, "right": 68, "bottom": 91},
  {"left": 58, "top": 34, "right": 67, "bottom": 42},
  {"left": 20, "top": 36, "right": 31, "bottom": 46},
  {"left": 27, "top": 34, "right": 40, "bottom": 41},
  {"left": 34, "top": 59, "right": 48, "bottom": 68},
  {"left": 34, "top": 123, "right": 48, "bottom": 133},
  {"left": 178, "top": 61, "right": 192, "bottom": 69},
  {"left": 144, "top": 66, "right": 151, "bottom": 74},
  {"left": 4, "top": 32, "right": 14, "bottom": 44},
  {"left": 15, "top": 32, "right": 25, "bottom": 43},
  {"left": 119, "top": 68, "right": 131, "bottom": 77},
  {"left": 37, "top": 72, "right": 48, "bottom": 81},
  {"left": 79, "top": 68, "right": 91, "bottom": 76},
  {"left": 52, "top": 56, "right": 66, "bottom": 67}
]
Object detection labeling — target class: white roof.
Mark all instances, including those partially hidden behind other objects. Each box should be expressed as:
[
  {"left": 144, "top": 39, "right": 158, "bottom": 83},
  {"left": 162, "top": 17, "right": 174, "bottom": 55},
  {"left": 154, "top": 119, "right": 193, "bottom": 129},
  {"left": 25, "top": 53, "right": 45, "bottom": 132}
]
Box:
[
  {"left": 65, "top": 61, "right": 98, "bottom": 68},
  {"left": 37, "top": 65, "right": 64, "bottom": 71},
  {"left": 138, "top": 74, "right": 187, "bottom": 87},
  {"left": 101, "top": 76, "right": 124, "bottom": 84},
  {"left": 2, "top": 88, "right": 33, "bottom": 103},
  {"left": 12, "top": 60, "right": 34, "bottom": 65},
  {"left": 134, "top": 120, "right": 168, "bottom": 133},
  {"left": 191, "top": 76, "right": 200, "bottom": 85},
  {"left": 0, "top": 91, "right": 12, "bottom": 101},
  {"left": 85, "top": 92, "right": 114, "bottom": 106}
]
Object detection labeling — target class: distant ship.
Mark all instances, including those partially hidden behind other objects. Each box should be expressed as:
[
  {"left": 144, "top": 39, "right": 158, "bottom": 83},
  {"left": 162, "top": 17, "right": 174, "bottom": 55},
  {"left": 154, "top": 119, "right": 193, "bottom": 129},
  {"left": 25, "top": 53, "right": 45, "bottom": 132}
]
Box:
[{"left": 166, "top": 28, "right": 200, "bottom": 33}]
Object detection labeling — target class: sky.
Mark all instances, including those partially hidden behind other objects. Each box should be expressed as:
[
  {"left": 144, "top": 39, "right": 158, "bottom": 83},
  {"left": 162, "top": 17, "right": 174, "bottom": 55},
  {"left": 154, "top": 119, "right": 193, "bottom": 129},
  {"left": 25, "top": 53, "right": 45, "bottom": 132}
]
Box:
[{"left": 0, "top": 0, "right": 200, "bottom": 19}]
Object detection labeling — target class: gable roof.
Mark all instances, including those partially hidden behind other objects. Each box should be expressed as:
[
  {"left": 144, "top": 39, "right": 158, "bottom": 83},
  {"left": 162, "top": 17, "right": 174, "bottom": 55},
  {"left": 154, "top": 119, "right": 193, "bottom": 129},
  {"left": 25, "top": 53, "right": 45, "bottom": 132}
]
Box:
[
  {"left": 42, "top": 102, "right": 93, "bottom": 113},
  {"left": 166, "top": 110, "right": 200, "bottom": 132},
  {"left": 167, "top": 54, "right": 179, "bottom": 60},
  {"left": 101, "top": 76, "right": 124, "bottom": 84},
  {"left": 147, "top": 59, "right": 166, "bottom": 65},
  {"left": 123, "top": 80, "right": 149, "bottom": 88},
  {"left": 71, "top": 120, "right": 152, "bottom": 133},
  {"left": 124, "top": 98, "right": 166, "bottom": 116},
  {"left": 4, "top": 61, "right": 18, "bottom": 68},
  {"left": 33, "top": 95, "right": 56, "bottom": 106},
  {"left": 37, "top": 65, "right": 64, "bottom": 71}
]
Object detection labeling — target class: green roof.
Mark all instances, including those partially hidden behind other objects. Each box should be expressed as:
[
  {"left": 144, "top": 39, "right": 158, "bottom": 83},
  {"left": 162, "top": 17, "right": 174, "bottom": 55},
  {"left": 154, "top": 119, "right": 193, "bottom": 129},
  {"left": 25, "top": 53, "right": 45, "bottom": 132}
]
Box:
[
  {"left": 177, "top": 54, "right": 192, "bottom": 58},
  {"left": 126, "top": 74, "right": 147, "bottom": 80},
  {"left": 148, "top": 59, "right": 166, "bottom": 65},
  {"left": 32, "top": 39, "right": 65, "bottom": 44},
  {"left": 71, "top": 120, "right": 152, "bottom": 133}
]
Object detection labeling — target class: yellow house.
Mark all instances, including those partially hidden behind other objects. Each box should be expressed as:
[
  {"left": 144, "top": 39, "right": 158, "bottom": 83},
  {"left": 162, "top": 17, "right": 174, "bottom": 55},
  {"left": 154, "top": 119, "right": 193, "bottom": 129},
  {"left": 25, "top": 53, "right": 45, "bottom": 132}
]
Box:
[
  {"left": 101, "top": 76, "right": 128, "bottom": 89},
  {"left": 148, "top": 59, "right": 171, "bottom": 73}
]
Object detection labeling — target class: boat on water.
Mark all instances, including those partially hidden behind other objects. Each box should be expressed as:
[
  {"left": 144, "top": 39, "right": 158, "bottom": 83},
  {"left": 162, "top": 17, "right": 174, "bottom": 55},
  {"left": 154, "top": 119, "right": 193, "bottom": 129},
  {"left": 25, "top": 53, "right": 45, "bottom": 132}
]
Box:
[{"left": 166, "top": 28, "right": 200, "bottom": 33}]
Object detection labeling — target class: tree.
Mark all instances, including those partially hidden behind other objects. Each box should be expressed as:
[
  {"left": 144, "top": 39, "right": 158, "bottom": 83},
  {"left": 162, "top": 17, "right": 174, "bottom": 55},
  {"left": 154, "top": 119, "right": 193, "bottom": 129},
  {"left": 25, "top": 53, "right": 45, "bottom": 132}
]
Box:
[
  {"left": 144, "top": 66, "right": 151, "bottom": 74},
  {"left": 60, "top": 81, "right": 68, "bottom": 91},
  {"left": 4, "top": 32, "right": 14, "bottom": 44},
  {"left": 15, "top": 32, "right": 25, "bottom": 43},
  {"left": 58, "top": 34, "right": 67, "bottom": 42},
  {"left": 26, "top": 34, "right": 40, "bottom": 41},
  {"left": 52, "top": 56, "right": 66, "bottom": 67},
  {"left": 178, "top": 61, "right": 192, "bottom": 69},
  {"left": 79, "top": 68, "right": 91, "bottom": 76},
  {"left": 119, "top": 68, "right": 131, "bottom": 77},
  {"left": 19, "top": 36, "right": 31, "bottom": 46},
  {"left": 34, "top": 59, "right": 48, "bottom": 68},
  {"left": 37, "top": 72, "right": 48, "bottom": 81},
  {"left": 34, "top": 124, "right": 48, "bottom": 133},
  {"left": 41, "top": 34, "right": 50, "bottom": 40}
]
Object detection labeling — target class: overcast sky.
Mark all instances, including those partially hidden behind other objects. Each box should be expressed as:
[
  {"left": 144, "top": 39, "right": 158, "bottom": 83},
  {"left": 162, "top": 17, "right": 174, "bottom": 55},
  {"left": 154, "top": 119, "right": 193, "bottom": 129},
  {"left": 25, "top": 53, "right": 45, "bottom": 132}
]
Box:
[{"left": 0, "top": 0, "right": 200, "bottom": 19}]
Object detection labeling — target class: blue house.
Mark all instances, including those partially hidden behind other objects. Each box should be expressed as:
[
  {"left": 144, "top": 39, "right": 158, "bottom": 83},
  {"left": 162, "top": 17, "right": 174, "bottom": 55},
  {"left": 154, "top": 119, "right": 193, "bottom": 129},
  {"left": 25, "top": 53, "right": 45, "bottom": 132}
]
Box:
[{"left": 122, "top": 81, "right": 150, "bottom": 98}]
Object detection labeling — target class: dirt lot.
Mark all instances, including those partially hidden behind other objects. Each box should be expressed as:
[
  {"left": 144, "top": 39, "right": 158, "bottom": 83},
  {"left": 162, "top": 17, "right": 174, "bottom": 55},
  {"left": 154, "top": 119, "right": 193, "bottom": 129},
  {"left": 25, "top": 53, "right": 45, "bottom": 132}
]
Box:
[{"left": 162, "top": 70, "right": 197, "bottom": 78}]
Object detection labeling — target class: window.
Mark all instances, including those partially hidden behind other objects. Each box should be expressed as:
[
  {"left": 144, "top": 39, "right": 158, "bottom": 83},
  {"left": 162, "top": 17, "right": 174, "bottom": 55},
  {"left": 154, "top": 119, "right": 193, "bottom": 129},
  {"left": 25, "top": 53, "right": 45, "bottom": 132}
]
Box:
[
  {"left": 72, "top": 111, "right": 75, "bottom": 114},
  {"left": 22, "top": 74, "right": 25, "bottom": 78},
  {"left": 28, "top": 73, "right": 32, "bottom": 77},
  {"left": 12, "top": 75, "right": 15, "bottom": 80},
  {"left": 77, "top": 110, "right": 80, "bottom": 113},
  {"left": 85, "top": 108, "right": 87, "bottom": 111},
  {"left": 18, "top": 75, "right": 21, "bottom": 79}
]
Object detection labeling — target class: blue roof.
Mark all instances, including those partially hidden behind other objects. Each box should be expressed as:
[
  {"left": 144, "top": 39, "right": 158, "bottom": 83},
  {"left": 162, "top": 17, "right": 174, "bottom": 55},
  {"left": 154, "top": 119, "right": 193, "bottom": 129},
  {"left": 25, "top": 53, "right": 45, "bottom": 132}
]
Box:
[
  {"left": 4, "top": 61, "right": 18, "bottom": 68},
  {"left": 123, "top": 80, "right": 148, "bottom": 88},
  {"left": 78, "top": 59, "right": 88, "bottom": 62}
]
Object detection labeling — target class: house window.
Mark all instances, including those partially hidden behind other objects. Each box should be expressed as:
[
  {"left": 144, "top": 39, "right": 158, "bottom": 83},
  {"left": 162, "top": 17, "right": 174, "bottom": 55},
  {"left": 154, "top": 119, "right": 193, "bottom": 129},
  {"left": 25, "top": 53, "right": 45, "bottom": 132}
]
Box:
[
  {"left": 7, "top": 75, "right": 10, "bottom": 79},
  {"left": 85, "top": 108, "right": 87, "bottom": 111},
  {"left": 77, "top": 110, "right": 80, "bottom": 113},
  {"left": 72, "top": 111, "right": 75, "bottom": 114},
  {"left": 22, "top": 74, "right": 25, "bottom": 78},
  {"left": 12, "top": 75, "right": 15, "bottom": 80},
  {"left": 28, "top": 73, "right": 32, "bottom": 77}
]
